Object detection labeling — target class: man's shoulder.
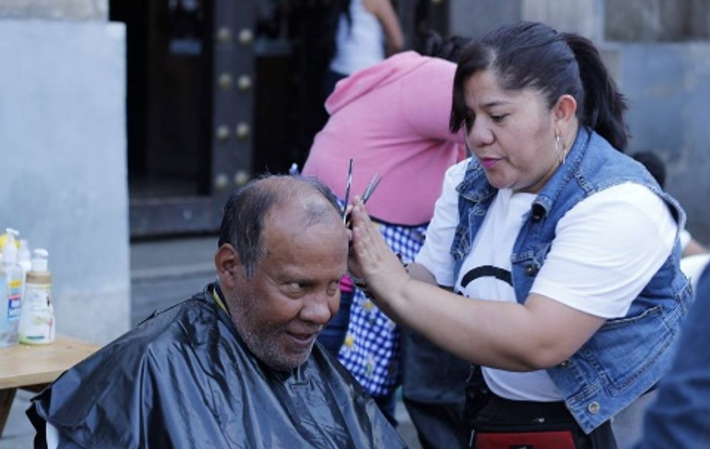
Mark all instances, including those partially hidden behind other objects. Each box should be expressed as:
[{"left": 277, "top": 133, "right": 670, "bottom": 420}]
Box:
[
  {"left": 108, "top": 295, "right": 225, "bottom": 360},
  {"left": 28, "top": 294, "right": 251, "bottom": 448},
  {"left": 33, "top": 292, "right": 240, "bottom": 407}
]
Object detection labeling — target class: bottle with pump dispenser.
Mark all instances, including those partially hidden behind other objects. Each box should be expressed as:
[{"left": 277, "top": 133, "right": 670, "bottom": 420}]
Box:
[
  {"left": 18, "top": 239, "right": 31, "bottom": 300},
  {"left": 19, "top": 249, "right": 55, "bottom": 345},
  {"left": 18, "top": 239, "right": 31, "bottom": 275},
  {"left": 0, "top": 228, "right": 24, "bottom": 347}
]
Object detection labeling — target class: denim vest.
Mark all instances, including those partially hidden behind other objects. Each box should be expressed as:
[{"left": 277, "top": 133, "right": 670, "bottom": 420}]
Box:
[{"left": 452, "top": 128, "right": 692, "bottom": 433}]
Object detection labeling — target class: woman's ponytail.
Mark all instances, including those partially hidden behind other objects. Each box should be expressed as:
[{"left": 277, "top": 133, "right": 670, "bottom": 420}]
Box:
[{"left": 563, "top": 33, "right": 630, "bottom": 151}]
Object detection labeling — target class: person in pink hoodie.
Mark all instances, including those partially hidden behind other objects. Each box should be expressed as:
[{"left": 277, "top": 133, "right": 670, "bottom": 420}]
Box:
[{"left": 302, "top": 32, "right": 472, "bottom": 447}]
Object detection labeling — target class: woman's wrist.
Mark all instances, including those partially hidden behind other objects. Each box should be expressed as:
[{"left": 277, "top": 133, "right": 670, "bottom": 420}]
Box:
[
  {"left": 396, "top": 253, "right": 411, "bottom": 274},
  {"left": 350, "top": 254, "right": 410, "bottom": 298}
]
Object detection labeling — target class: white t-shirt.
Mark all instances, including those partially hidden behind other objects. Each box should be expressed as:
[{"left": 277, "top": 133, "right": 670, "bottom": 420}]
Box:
[
  {"left": 416, "top": 161, "right": 678, "bottom": 401},
  {"left": 679, "top": 228, "right": 691, "bottom": 250},
  {"left": 329, "top": 0, "right": 385, "bottom": 75}
]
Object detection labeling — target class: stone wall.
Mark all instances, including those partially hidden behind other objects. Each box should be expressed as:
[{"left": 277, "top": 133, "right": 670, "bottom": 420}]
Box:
[
  {"left": 606, "top": 0, "right": 710, "bottom": 42},
  {"left": 523, "top": 0, "right": 605, "bottom": 41},
  {"left": 618, "top": 43, "right": 710, "bottom": 243},
  {"left": 0, "top": 0, "right": 106, "bottom": 20},
  {"left": 0, "top": 19, "right": 129, "bottom": 344},
  {"left": 449, "top": 0, "right": 521, "bottom": 38}
]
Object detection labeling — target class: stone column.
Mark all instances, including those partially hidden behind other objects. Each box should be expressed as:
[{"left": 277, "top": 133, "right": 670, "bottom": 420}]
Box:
[{"left": 0, "top": 0, "right": 130, "bottom": 344}]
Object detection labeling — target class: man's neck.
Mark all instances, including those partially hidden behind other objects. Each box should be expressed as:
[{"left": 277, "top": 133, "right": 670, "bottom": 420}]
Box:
[{"left": 211, "top": 283, "right": 230, "bottom": 316}]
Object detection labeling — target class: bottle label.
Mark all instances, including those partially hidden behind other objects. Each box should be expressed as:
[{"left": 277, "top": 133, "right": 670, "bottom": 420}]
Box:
[
  {"left": 0, "top": 276, "right": 9, "bottom": 329},
  {"left": 0, "top": 275, "right": 20, "bottom": 347},
  {"left": 19, "top": 282, "right": 54, "bottom": 344},
  {"left": 7, "top": 279, "right": 21, "bottom": 321}
]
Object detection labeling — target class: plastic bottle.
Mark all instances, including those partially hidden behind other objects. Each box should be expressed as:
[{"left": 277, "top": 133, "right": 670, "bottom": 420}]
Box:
[
  {"left": 18, "top": 239, "right": 31, "bottom": 274},
  {"left": 0, "top": 253, "right": 12, "bottom": 347},
  {"left": 18, "top": 239, "right": 31, "bottom": 299},
  {"left": 0, "top": 230, "right": 19, "bottom": 252},
  {"left": 0, "top": 228, "right": 23, "bottom": 347},
  {"left": 19, "top": 249, "right": 55, "bottom": 345}
]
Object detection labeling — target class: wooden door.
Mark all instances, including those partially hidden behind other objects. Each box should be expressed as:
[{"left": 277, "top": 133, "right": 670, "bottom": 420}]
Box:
[{"left": 111, "top": 0, "right": 256, "bottom": 238}]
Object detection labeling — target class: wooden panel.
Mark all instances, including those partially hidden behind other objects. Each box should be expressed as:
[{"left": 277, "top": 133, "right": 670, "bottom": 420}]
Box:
[
  {"left": 146, "top": 0, "right": 211, "bottom": 180},
  {"left": 210, "top": 0, "right": 256, "bottom": 219},
  {"left": 125, "top": 1, "right": 256, "bottom": 238}
]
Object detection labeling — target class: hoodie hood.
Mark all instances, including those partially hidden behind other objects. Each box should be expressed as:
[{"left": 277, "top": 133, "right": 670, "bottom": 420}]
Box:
[{"left": 325, "top": 51, "right": 432, "bottom": 115}]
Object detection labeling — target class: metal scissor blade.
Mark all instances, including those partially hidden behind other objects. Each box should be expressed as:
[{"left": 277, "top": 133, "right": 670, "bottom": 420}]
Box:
[
  {"left": 342, "top": 158, "right": 354, "bottom": 222},
  {"left": 362, "top": 173, "right": 382, "bottom": 204}
]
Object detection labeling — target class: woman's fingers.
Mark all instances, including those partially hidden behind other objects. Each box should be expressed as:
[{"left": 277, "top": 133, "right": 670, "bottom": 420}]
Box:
[
  {"left": 351, "top": 197, "right": 369, "bottom": 226},
  {"left": 349, "top": 199, "right": 410, "bottom": 310},
  {"left": 351, "top": 199, "right": 377, "bottom": 251},
  {"left": 351, "top": 198, "right": 397, "bottom": 272}
]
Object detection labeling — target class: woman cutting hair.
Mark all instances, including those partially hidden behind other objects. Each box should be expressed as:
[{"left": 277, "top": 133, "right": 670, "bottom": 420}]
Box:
[{"left": 346, "top": 21, "right": 691, "bottom": 449}]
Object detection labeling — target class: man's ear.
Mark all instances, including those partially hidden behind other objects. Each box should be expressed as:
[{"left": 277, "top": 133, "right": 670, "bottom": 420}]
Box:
[{"left": 215, "top": 244, "right": 241, "bottom": 289}]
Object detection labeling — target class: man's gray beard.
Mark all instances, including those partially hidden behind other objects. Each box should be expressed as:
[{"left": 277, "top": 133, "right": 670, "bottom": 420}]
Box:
[{"left": 237, "top": 322, "right": 314, "bottom": 372}]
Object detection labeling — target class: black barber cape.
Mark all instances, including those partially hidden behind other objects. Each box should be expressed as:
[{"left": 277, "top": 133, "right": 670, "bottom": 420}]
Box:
[{"left": 28, "top": 285, "right": 407, "bottom": 449}]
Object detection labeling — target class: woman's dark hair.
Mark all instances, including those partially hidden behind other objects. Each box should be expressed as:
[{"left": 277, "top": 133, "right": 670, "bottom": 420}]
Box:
[
  {"left": 450, "top": 21, "right": 629, "bottom": 151},
  {"left": 417, "top": 30, "right": 472, "bottom": 63}
]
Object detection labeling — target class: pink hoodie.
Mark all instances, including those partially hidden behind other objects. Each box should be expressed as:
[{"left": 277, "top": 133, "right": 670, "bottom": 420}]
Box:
[{"left": 302, "top": 51, "right": 466, "bottom": 226}]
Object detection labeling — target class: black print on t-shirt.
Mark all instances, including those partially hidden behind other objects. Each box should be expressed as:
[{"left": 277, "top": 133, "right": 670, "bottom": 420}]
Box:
[{"left": 460, "top": 265, "right": 513, "bottom": 288}]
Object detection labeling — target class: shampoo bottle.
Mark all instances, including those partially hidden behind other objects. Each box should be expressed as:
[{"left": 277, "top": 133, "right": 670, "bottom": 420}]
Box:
[
  {"left": 0, "top": 228, "right": 23, "bottom": 347},
  {"left": 19, "top": 249, "right": 55, "bottom": 345}
]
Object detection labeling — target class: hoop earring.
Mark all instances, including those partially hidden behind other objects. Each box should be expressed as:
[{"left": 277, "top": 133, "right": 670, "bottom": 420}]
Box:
[{"left": 556, "top": 134, "right": 566, "bottom": 165}]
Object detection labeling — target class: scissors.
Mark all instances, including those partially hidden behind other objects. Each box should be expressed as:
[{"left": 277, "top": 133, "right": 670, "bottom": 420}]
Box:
[
  {"left": 343, "top": 159, "right": 354, "bottom": 223},
  {"left": 342, "top": 159, "right": 382, "bottom": 224}
]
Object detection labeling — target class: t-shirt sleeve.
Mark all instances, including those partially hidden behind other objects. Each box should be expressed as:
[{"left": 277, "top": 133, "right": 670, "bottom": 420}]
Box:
[
  {"left": 531, "top": 183, "right": 678, "bottom": 318},
  {"left": 415, "top": 160, "right": 468, "bottom": 286}
]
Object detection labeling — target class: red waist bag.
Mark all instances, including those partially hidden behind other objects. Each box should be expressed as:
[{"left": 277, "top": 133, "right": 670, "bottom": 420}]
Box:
[{"left": 472, "top": 421, "right": 583, "bottom": 449}]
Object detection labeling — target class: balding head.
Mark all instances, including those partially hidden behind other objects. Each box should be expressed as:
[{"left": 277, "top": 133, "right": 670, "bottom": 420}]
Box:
[{"left": 218, "top": 175, "right": 344, "bottom": 278}]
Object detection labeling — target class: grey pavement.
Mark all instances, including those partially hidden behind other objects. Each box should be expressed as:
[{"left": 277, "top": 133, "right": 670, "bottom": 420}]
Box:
[{"left": 2, "top": 236, "right": 423, "bottom": 449}]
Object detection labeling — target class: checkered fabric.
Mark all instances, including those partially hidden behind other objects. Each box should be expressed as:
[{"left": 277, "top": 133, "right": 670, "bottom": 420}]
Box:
[{"left": 338, "top": 221, "right": 427, "bottom": 397}]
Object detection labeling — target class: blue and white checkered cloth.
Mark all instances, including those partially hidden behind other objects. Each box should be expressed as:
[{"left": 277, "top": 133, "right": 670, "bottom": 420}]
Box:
[{"left": 338, "top": 221, "right": 427, "bottom": 397}]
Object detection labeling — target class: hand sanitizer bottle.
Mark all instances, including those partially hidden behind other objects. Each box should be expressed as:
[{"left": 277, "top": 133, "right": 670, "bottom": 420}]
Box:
[
  {"left": 19, "top": 249, "right": 55, "bottom": 345},
  {"left": 0, "top": 228, "right": 23, "bottom": 347}
]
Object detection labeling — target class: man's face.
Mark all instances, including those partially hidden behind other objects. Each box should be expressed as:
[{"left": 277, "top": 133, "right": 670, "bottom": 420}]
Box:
[{"left": 227, "top": 206, "right": 347, "bottom": 371}]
